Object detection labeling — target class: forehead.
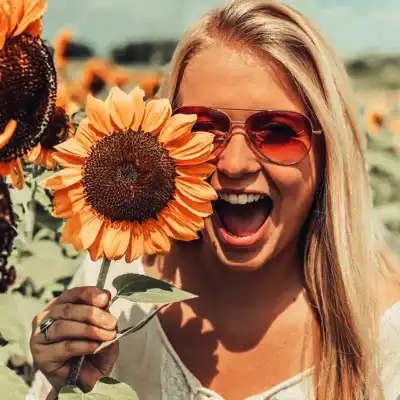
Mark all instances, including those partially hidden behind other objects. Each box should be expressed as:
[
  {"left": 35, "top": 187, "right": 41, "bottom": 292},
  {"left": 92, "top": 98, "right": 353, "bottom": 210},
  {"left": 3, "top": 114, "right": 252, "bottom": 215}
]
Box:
[{"left": 179, "top": 45, "right": 306, "bottom": 116}]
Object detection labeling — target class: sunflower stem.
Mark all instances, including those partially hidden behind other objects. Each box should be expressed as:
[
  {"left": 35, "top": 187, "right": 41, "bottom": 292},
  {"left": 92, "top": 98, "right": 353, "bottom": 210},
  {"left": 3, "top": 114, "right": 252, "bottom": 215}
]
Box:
[
  {"left": 65, "top": 257, "right": 111, "bottom": 389},
  {"left": 25, "top": 166, "right": 38, "bottom": 242}
]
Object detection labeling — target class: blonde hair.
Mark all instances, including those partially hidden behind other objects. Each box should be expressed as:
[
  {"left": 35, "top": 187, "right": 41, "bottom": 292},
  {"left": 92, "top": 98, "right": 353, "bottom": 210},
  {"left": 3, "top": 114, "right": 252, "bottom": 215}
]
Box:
[{"left": 166, "top": 1, "right": 399, "bottom": 399}]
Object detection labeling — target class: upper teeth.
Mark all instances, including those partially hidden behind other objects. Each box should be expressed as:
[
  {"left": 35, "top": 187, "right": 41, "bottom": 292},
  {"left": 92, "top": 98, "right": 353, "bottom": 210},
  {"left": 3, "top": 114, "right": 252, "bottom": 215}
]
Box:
[{"left": 219, "top": 193, "right": 264, "bottom": 205}]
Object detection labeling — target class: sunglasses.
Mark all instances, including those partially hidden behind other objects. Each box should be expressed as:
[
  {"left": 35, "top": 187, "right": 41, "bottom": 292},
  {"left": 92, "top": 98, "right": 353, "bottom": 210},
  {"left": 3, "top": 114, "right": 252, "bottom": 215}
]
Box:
[{"left": 172, "top": 106, "right": 323, "bottom": 166}]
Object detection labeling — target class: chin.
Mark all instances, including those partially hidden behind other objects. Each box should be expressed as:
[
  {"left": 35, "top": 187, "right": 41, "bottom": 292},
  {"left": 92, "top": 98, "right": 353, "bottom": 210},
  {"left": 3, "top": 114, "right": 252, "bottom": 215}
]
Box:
[{"left": 202, "top": 217, "right": 277, "bottom": 272}]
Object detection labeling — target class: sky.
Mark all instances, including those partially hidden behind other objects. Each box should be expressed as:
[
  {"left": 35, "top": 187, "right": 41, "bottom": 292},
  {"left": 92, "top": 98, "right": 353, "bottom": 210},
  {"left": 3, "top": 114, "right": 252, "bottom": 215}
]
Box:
[{"left": 43, "top": 0, "right": 400, "bottom": 59}]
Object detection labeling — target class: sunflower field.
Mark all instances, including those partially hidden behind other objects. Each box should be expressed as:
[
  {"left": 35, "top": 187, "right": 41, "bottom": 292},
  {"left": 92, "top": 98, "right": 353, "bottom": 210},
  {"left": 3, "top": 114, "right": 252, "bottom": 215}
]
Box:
[{"left": 0, "top": 1, "right": 399, "bottom": 399}]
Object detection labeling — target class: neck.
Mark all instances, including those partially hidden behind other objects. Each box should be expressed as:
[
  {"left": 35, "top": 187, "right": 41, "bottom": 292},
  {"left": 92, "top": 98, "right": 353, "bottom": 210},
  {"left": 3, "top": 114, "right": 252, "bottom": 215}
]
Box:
[{"left": 158, "top": 239, "right": 308, "bottom": 340}]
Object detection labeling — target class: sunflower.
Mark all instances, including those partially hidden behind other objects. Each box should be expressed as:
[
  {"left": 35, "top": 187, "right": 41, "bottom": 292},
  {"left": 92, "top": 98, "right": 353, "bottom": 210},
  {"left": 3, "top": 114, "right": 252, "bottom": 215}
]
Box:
[
  {"left": 81, "top": 58, "right": 112, "bottom": 96},
  {"left": 0, "top": 175, "right": 16, "bottom": 293},
  {"left": 111, "top": 65, "right": 134, "bottom": 89},
  {"left": 0, "top": 0, "right": 57, "bottom": 188},
  {"left": 25, "top": 105, "right": 75, "bottom": 169},
  {"left": 25, "top": 81, "right": 77, "bottom": 169},
  {"left": 367, "top": 109, "right": 385, "bottom": 134},
  {"left": 42, "top": 87, "right": 217, "bottom": 262},
  {"left": 139, "top": 74, "right": 162, "bottom": 99},
  {"left": 54, "top": 27, "right": 73, "bottom": 70}
]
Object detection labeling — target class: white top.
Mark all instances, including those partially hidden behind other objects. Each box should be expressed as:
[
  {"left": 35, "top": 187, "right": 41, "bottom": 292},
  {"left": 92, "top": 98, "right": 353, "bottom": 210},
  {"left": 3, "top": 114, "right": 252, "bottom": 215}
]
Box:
[{"left": 28, "top": 256, "right": 400, "bottom": 400}]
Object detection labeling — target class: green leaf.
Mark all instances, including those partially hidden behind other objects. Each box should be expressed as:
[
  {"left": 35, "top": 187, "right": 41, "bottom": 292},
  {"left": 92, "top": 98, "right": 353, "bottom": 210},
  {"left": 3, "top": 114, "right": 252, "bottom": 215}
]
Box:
[
  {"left": 94, "top": 304, "right": 167, "bottom": 354},
  {"left": 0, "top": 365, "right": 29, "bottom": 399},
  {"left": 0, "top": 293, "right": 46, "bottom": 363},
  {"left": 11, "top": 239, "right": 81, "bottom": 291},
  {"left": 112, "top": 273, "right": 197, "bottom": 304},
  {"left": 59, "top": 377, "right": 139, "bottom": 399}
]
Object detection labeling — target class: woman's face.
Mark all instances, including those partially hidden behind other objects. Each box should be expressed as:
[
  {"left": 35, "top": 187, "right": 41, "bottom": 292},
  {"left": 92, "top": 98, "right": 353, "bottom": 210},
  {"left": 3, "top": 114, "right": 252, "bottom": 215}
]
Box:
[{"left": 179, "top": 45, "right": 325, "bottom": 271}]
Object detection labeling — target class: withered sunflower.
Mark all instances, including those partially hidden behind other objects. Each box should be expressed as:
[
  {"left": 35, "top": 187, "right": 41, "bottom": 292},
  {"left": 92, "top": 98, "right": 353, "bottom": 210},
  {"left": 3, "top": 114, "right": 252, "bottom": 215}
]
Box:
[
  {"left": 0, "top": 0, "right": 57, "bottom": 188},
  {"left": 42, "top": 87, "right": 217, "bottom": 262},
  {"left": 25, "top": 105, "right": 74, "bottom": 169},
  {"left": 0, "top": 175, "right": 16, "bottom": 293}
]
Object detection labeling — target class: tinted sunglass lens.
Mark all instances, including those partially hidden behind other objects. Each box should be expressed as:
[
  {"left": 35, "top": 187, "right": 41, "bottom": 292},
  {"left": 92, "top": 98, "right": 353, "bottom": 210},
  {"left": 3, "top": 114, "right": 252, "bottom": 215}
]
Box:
[
  {"left": 248, "top": 112, "right": 312, "bottom": 164},
  {"left": 175, "top": 107, "right": 229, "bottom": 157}
]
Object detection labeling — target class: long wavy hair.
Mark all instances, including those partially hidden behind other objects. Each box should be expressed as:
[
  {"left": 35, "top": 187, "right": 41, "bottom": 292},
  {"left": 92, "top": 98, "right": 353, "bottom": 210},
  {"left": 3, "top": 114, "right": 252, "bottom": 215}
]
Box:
[{"left": 165, "top": 1, "right": 399, "bottom": 399}]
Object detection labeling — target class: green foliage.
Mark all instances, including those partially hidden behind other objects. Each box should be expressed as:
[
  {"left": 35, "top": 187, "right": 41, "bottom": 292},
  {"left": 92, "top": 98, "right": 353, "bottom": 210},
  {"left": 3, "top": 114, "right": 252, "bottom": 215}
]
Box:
[
  {"left": 366, "top": 131, "right": 400, "bottom": 258},
  {"left": 0, "top": 365, "right": 29, "bottom": 400},
  {"left": 59, "top": 377, "right": 139, "bottom": 400},
  {"left": 0, "top": 293, "right": 45, "bottom": 365}
]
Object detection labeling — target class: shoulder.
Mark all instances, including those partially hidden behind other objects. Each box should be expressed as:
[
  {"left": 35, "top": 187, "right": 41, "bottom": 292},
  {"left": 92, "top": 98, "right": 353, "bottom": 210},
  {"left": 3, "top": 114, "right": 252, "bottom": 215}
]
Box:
[
  {"left": 377, "top": 273, "right": 400, "bottom": 318},
  {"left": 378, "top": 278, "right": 400, "bottom": 398}
]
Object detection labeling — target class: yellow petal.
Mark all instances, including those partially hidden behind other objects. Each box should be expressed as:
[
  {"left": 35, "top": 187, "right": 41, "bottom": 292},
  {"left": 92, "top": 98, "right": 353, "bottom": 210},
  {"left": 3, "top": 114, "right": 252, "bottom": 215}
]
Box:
[
  {"left": 169, "top": 132, "right": 214, "bottom": 162},
  {"left": 130, "top": 87, "right": 145, "bottom": 131},
  {"left": 43, "top": 150, "right": 57, "bottom": 169},
  {"left": 176, "top": 176, "right": 217, "bottom": 202},
  {"left": 61, "top": 213, "right": 81, "bottom": 246},
  {"left": 10, "top": 159, "right": 24, "bottom": 190},
  {"left": 125, "top": 222, "right": 145, "bottom": 263},
  {"left": 75, "top": 118, "right": 100, "bottom": 150},
  {"left": 167, "top": 200, "right": 204, "bottom": 231},
  {"left": 141, "top": 219, "right": 171, "bottom": 255},
  {"left": 86, "top": 94, "right": 113, "bottom": 134},
  {"left": 175, "top": 191, "right": 213, "bottom": 218},
  {"left": 13, "top": 0, "right": 46, "bottom": 37},
  {"left": 108, "top": 87, "right": 134, "bottom": 129},
  {"left": 25, "top": 143, "right": 41, "bottom": 162},
  {"left": 78, "top": 213, "right": 104, "bottom": 250},
  {"left": 157, "top": 206, "right": 199, "bottom": 242},
  {"left": 88, "top": 223, "right": 107, "bottom": 261},
  {"left": 103, "top": 222, "right": 130, "bottom": 260},
  {"left": 176, "top": 163, "right": 216, "bottom": 179},
  {"left": 7, "top": 0, "right": 24, "bottom": 36},
  {"left": 52, "top": 152, "right": 84, "bottom": 168},
  {"left": 41, "top": 168, "right": 82, "bottom": 190},
  {"left": 0, "top": 120, "right": 17, "bottom": 149},
  {"left": 24, "top": 17, "right": 42, "bottom": 37},
  {"left": 53, "top": 184, "right": 85, "bottom": 218},
  {"left": 55, "top": 137, "right": 88, "bottom": 158},
  {"left": 158, "top": 114, "right": 196, "bottom": 146},
  {"left": 0, "top": 7, "right": 9, "bottom": 49},
  {"left": 141, "top": 98, "right": 171, "bottom": 134}
]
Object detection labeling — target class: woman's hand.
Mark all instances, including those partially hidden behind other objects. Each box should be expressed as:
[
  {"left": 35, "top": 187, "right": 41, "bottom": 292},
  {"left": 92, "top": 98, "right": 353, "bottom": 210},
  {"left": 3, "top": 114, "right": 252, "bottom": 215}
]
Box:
[{"left": 30, "top": 287, "right": 119, "bottom": 393}]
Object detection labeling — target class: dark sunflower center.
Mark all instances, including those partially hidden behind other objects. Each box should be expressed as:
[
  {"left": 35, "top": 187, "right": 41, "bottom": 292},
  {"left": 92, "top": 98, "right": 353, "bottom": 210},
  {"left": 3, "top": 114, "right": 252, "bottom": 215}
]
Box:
[
  {"left": 0, "top": 34, "right": 57, "bottom": 161},
  {"left": 89, "top": 74, "right": 106, "bottom": 95},
  {"left": 82, "top": 129, "right": 176, "bottom": 223},
  {"left": 0, "top": 177, "right": 16, "bottom": 270},
  {"left": 41, "top": 107, "right": 70, "bottom": 149}
]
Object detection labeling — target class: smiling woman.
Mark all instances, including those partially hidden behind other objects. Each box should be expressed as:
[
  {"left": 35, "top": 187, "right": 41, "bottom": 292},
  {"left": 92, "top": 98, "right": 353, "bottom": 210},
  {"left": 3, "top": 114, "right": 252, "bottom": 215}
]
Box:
[{"left": 29, "top": 1, "right": 400, "bottom": 400}]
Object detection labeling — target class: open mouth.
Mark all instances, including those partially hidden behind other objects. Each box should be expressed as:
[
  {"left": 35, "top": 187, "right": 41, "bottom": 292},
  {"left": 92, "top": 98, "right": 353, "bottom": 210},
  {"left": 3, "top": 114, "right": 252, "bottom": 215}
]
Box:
[{"left": 213, "top": 192, "right": 274, "bottom": 245}]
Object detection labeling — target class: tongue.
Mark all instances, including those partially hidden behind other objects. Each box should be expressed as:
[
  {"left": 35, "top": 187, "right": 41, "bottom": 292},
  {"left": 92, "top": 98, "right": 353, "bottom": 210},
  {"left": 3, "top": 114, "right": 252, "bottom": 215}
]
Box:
[{"left": 217, "top": 201, "right": 270, "bottom": 237}]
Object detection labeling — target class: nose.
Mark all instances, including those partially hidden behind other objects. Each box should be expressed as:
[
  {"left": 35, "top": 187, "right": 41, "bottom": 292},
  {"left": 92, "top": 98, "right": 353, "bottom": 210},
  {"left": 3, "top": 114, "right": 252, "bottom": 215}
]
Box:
[{"left": 216, "top": 129, "right": 261, "bottom": 179}]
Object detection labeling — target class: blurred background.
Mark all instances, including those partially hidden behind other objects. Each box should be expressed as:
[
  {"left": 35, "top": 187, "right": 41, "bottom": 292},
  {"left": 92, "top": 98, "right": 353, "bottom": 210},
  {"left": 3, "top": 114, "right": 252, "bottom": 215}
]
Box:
[{"left": 1, "top": 0, "right": 399, "bottom": 394}]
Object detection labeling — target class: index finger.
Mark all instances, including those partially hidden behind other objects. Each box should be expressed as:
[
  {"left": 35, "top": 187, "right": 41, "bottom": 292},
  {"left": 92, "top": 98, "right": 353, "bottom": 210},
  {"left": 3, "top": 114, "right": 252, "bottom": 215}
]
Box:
[{"left": 52, "top": 286, "right": 111, "bottom": 308}]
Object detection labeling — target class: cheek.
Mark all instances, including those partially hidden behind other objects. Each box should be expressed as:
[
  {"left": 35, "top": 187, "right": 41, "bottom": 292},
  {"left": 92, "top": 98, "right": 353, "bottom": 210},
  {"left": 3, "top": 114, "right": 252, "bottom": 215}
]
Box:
[{"left": 266, "top": 152, "right": 322, "bottom": 219}]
